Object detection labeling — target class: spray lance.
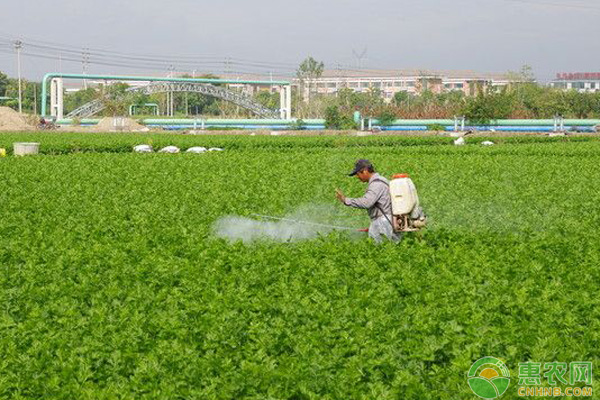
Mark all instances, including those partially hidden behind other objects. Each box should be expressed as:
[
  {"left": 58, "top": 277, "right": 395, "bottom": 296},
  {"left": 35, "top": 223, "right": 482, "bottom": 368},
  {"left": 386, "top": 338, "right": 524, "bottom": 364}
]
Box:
[
  {"left": 250, "top": 214, "right": 369, "bottom": 232},
  {"left": 250, "top": 174, "right": 427, "bottom": 234}
]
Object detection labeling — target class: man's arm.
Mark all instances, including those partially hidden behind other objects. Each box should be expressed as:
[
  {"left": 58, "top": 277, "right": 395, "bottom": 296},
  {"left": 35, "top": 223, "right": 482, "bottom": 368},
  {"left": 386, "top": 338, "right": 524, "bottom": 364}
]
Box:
[{"left": 343, "top": 182, "right": 385, "bottom": 209}]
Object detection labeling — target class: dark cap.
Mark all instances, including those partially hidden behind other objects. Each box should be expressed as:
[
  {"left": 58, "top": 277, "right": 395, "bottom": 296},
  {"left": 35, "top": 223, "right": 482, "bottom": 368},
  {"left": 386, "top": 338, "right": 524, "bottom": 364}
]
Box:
[{"left": 349, "top": 159, "right": 373, "bottom": 176}]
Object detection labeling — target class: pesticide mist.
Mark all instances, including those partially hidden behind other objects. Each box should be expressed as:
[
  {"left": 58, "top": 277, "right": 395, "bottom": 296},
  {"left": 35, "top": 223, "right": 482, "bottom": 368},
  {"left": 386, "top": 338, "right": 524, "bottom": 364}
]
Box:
[{"left": 213, "top": 204, "right": 363, "bottom": 243}]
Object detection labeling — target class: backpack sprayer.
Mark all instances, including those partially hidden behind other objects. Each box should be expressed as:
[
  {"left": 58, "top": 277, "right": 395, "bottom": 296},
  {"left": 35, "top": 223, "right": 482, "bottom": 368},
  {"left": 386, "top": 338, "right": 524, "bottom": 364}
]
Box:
[
  {"left": 389, "top": 173, "right": 427, "bottom": 232},
  {"left": 252, "top": 174, "right": 426, "bottom": 234}
]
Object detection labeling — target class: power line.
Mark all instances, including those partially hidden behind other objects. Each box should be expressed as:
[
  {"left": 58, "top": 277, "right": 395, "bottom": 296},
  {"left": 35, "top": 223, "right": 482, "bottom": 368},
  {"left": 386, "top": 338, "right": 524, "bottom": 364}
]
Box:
[
  {"left": 0, "top": 33, "right": 299, "bottom": 68},
  {"left": 0, "top": 34, "right": 423, "bottom": 79},
  {"left": 0, "top": 48, "right": 297, "bottom": 78},
  {"left": 0, "top": 46, "right": 297, "bottom": 76},
  {"left": 0, "top": 44, "right": 460, "bottom": 79},
  {"left": 0, "top": 39, "right": 300, "bottom": 79}
]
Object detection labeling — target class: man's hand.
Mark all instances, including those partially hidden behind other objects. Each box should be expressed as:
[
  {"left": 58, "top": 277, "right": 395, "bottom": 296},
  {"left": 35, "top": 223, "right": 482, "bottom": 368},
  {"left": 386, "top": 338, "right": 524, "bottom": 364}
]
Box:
[{"left": 335, "top": 188, "right": 346, "bottom": 203}]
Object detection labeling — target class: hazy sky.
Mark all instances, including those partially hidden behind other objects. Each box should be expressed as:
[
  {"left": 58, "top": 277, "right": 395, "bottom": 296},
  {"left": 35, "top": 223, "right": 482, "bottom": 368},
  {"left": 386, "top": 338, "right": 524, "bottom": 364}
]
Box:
[{"left": 0, "top": 0, "right": 598, "bottom": 82}]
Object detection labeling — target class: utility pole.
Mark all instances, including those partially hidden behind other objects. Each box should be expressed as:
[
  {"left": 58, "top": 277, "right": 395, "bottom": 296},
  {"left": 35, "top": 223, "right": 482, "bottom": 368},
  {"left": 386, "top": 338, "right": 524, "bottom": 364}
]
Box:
[
  {"left": 224, "top": 57, "right": 231, "bottom": 75},
  {"left": 82, "top": 48, "right": 90, "bottom": 89},
  {"left": 335, "top": 63, "right": 342, "bottom": 96},
  {"left": 352, "top": 47, "right": 367, "bottom": 69},
  {"left": 168, "top": 65, "right": 175, "bottom": 117},
  {"left": 14, "top": 40, "right": 23, "bottom": 113}
]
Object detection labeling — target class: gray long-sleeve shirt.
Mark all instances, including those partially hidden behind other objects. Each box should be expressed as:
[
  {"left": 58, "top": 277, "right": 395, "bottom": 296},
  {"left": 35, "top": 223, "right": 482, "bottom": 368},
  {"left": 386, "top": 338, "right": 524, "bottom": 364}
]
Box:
[{"left": 343, "top": 173, "right": 393, "bottom": 221}]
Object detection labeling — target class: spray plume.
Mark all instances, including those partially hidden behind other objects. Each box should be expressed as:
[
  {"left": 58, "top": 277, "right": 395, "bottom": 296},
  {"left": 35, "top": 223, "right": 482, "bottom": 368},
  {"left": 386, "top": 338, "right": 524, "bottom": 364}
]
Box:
[{"left": 213, "top": 204, "right": 363, "bottom": 243}]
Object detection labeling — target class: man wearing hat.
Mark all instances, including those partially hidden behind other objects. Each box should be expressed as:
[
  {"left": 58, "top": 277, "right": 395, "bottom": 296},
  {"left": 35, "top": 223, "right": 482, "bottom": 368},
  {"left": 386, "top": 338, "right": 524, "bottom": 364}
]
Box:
[{"left": 336, "top": 159, "right": 399, "bottom": 243}]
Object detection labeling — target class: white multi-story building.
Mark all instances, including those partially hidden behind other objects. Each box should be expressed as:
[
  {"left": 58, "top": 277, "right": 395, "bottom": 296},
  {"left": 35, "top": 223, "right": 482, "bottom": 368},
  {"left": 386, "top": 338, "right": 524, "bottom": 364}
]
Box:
[
  {"left": 221, "top": 69, "right": 514, "bottom": 101},
  {"left": 302, "top": 69, "right": 513, "bottom": 100},
  {"left": 550, "top": 73, "right": 600, "bottom": 92}
]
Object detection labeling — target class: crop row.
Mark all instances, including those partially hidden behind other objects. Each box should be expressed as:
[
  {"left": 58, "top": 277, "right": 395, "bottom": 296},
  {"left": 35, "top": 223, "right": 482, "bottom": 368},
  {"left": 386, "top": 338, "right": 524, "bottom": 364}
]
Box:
[
  {"left": 0, "top": 141, "right": 598, "bottom": 399},
  {"left": 1, "top": 131, "right": 600, "bottom": 155}
]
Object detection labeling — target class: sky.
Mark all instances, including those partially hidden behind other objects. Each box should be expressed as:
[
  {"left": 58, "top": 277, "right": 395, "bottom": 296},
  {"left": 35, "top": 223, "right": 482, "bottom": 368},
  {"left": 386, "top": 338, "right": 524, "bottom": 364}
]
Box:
[{"left": 0, "top": 0, "right": 599, "bottom": 83}]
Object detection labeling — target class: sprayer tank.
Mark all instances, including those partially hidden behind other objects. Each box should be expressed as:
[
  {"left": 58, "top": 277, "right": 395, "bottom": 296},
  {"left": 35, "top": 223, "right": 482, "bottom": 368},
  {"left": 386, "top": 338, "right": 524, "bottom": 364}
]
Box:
[{"left": 390, "top": 174, "right": 419, "bottom": 215}]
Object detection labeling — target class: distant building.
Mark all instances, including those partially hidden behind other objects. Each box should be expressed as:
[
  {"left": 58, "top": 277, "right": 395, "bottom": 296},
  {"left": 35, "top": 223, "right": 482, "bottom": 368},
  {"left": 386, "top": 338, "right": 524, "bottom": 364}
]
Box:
[
  {"left": 75, "top": 69, "right": 519, "bottom": 103},
  {"left": 301, "top": 69, "right": 513, "bottom": 100},
  {"left": 550, "top": 73, "right": 600, "bottom": 92},
  {"left": 221, "top": 69, "right": 514, "bottom": 101}
]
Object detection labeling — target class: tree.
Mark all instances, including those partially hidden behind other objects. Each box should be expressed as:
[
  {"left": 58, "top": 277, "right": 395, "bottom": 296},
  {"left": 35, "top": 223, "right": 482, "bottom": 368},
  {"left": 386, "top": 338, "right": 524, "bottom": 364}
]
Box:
[
  {"left": 100, "top": 82, "right": 130, "bottom": 116},
  {"left": 179, "top": 73, "right": 221, "bottom": 116},
  {"left": 254, "top": 90, "right": 280, "bottom": 110},
  {"left": 335, "top": 87, "right": 383, "bottom": 116},
  {"left": 375, "top": 108, "right": 397, "bottom": 126},
  {"left": 0, "top": 71, "right": 9, "bottom": 97},
  {"left": 507, "top": 65, "right": 536, "bottom": 84},
  {"left": 462, "top": 87, "right": 514, "bottom": 124},
  {"left": 564, "top": 91, "right": 596, "bottom": 119},
  {"left": 324, "top": 105, "right": 356, "bottom": 130},
  {"left": 64, "top": 87, "right": 99, "bottom": 114},
  {"left": 296, "top": 56, "right": 324, "bottom": 104},
  {"left": 5, "top": 78, "right": 36, "bottom": 113},
  {"left": 393, "top": 91, "right": 410, "bottom": 105}
]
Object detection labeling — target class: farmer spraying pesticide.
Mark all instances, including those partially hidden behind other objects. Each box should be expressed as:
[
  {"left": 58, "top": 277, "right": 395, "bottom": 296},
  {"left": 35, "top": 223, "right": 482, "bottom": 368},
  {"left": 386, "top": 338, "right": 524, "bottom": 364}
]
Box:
[
  {"left": 219, "top": 159, "right": 426, "bottom": 243},
  {"left": 336, "top": 159, "right": 426, "bottom": 243}
]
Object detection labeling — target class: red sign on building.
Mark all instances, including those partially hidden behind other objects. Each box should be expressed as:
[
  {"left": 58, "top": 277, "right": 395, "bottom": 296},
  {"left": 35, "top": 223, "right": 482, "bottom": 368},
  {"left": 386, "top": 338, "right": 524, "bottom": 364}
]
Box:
[{"left": 556, "top": 72, "right": 600, "bottom": 80}]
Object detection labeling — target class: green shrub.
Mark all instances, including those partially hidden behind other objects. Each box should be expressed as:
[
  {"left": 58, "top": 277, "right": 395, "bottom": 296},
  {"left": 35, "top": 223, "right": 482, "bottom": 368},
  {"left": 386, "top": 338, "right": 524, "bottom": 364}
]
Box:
[
  {"left": 325, "top": 106, "right": 357, "bottom": 130},
  {"left": 427, "top": 123, "right": 446, "bottom": 132},
  {"left": 375, "top": 108, "right": 397, "bottom": 126}
]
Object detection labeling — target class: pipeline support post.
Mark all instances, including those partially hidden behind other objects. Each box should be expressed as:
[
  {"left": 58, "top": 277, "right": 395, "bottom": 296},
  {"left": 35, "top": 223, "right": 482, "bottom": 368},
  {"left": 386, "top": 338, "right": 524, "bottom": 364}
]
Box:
[
  {"left": 560, "top": 116, "right": 564, "bottom": 132},
  {"left": 279, "top": 84, "right": 292, "bottom": 120},
  {"left": 279, "top": 85, "right": 286, "bottom": 119},
  {"left": 287, "top": 85, "right": 292, "bottom": 119},
  {"left": 50, "top": 78, "right": 64, "bottom": 120}
]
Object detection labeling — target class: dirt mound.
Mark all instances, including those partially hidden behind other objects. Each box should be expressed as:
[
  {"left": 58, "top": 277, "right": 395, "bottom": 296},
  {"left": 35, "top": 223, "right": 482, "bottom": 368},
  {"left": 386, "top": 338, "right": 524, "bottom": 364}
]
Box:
[
  {"left": 0, "top": 107, "right": 35, "bottom": 131},
  {"left": 94, "top": 117, "right": 147, "bottom": 132}
]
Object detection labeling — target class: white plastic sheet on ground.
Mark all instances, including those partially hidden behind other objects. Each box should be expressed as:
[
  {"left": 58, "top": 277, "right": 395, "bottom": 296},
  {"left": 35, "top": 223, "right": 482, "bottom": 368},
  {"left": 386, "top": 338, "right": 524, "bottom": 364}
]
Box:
[
  {"left": 133, "top": 144, "right": 153, "bottom": 153},
  {"left": 186, "top": 147, "right": 207, "bottom": 153},
  {"left": 158, "top": 146, "right": 180, "bottom": 153}
]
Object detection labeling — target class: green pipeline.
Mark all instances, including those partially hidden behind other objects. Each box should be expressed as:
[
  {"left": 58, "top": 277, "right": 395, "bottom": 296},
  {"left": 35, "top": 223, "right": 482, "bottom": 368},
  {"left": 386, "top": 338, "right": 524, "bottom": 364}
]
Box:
[
  {"left": 141, "top": 119, "right": 324, "bottom": 125},
  {"left": 41, "top": 73, "right": 291, "bottom": 117},
  {"left": 54, "top": 118, "right": 600, "bottom": 127},
  {"left": 371, "top": 119, "right": 600, "bottom": 127}
]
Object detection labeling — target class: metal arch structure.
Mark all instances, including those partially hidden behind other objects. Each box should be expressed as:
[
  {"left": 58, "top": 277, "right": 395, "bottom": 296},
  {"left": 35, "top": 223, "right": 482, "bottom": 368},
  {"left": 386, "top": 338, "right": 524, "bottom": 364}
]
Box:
[
  {"left": 67, "top": 81, "right": 281, "bottom": 119},
  {"left": 41, "top": 73, "right": 292, "bottom": 120}
]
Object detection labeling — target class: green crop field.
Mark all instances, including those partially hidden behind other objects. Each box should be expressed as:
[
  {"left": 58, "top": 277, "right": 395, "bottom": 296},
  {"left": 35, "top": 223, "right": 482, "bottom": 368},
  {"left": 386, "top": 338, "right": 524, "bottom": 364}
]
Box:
[{"left": 0, "top": 133, "right": 598, "bottom": 399}]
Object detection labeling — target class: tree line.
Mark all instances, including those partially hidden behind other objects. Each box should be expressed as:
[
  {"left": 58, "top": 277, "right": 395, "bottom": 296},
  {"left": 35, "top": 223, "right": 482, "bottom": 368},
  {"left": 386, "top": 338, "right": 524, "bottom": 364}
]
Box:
[
  {"left": 291, "top": 61, "right": 600, "bottom": 128},
  {"left": 1, "top": 64, "right": 599, "bottom": 124}
]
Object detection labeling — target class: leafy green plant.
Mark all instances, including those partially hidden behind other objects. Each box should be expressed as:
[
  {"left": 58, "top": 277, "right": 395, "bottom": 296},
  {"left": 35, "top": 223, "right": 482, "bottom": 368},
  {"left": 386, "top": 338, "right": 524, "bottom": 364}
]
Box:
[
  {"left": 375, "top": 108, "right": 397, "bottom": 126},
  {"left": 324, "top": 106, "right": 357, "bottom": 130},
  {"left": 289, "top": 118, "right": 306, "bottom": 130},
  {"left": 427, "top": 123, "right": 446, "bottom": 132},
  {"left": 0, "top": 132, "right": 599, "bottom": 400}
]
